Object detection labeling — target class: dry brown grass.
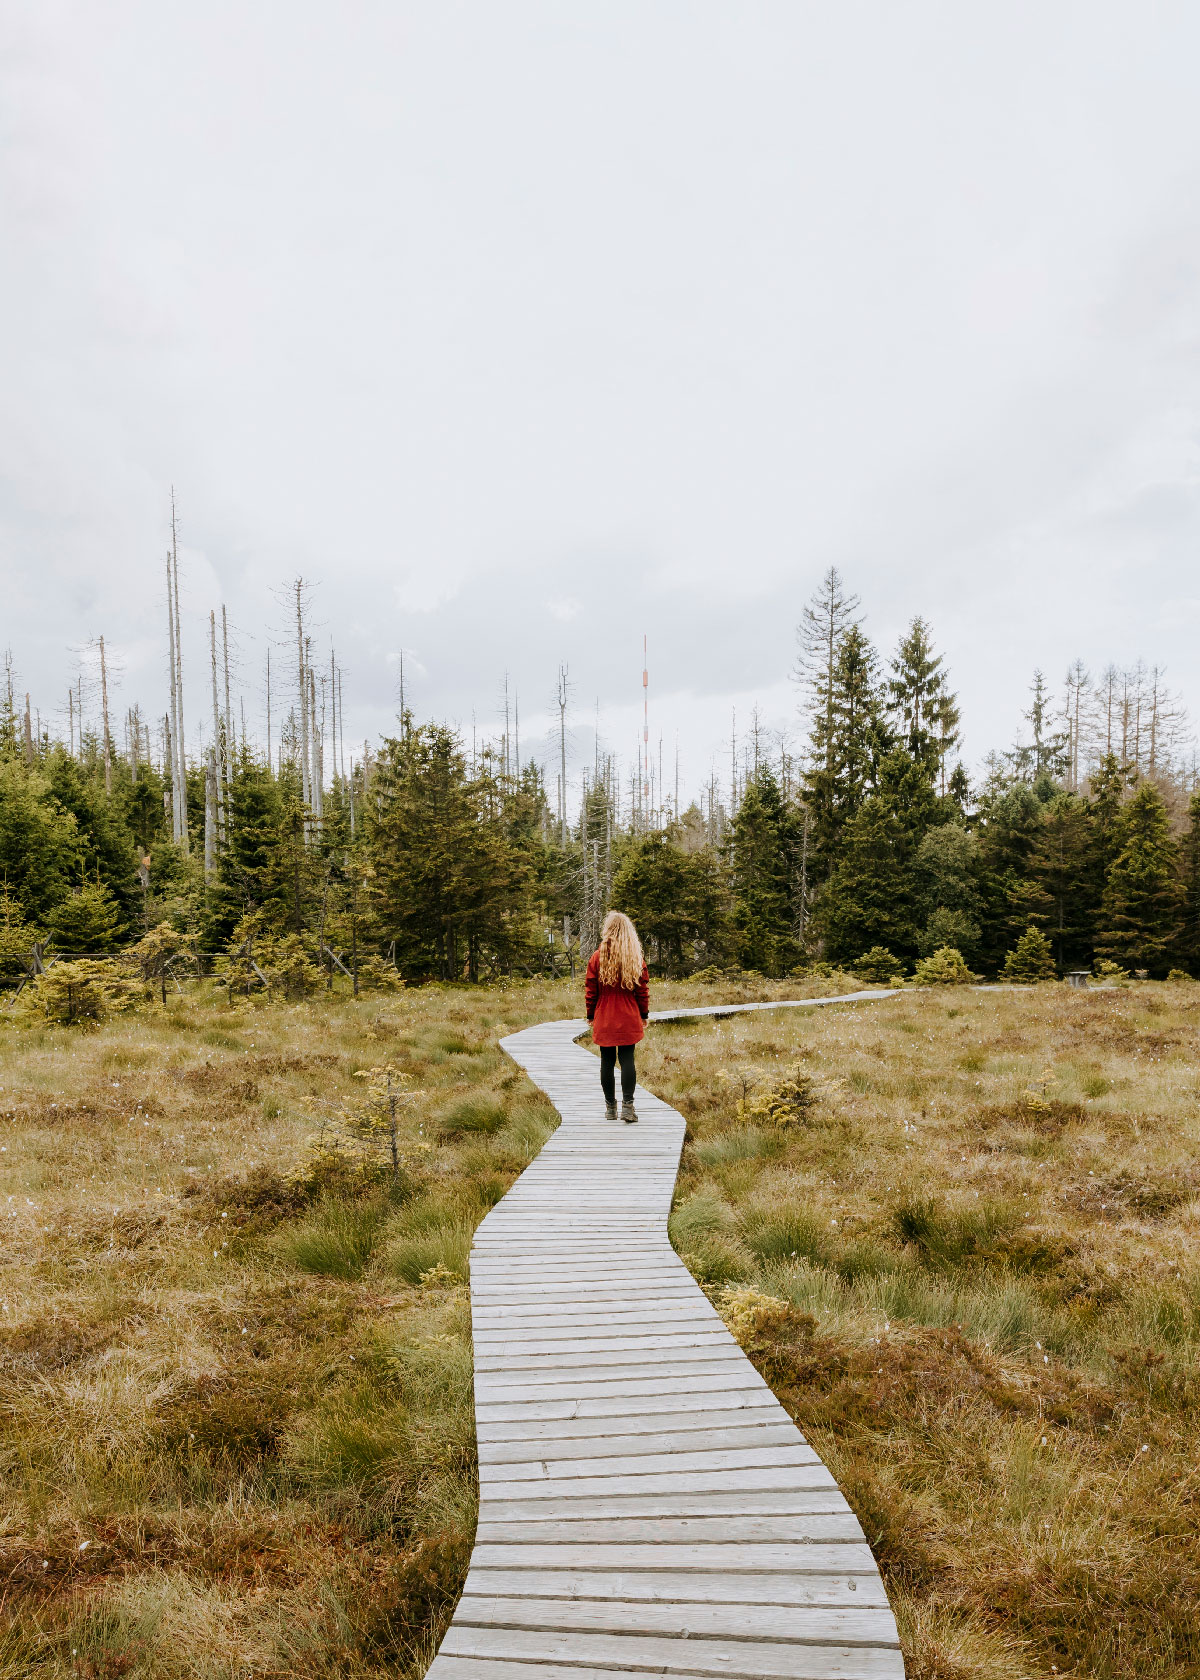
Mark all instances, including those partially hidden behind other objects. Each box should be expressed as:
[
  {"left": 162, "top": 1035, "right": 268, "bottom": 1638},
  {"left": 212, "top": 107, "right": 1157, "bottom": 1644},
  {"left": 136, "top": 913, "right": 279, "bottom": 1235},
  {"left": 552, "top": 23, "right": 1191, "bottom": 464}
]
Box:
[
  {"left": 0, "top": 978, "right": 592, "bottom": 1679},
  {"left": 6, "top": 973, "right": 1196, "bottom": 1678},
  {"left": 643, "top": 981, "right": 1200, "bottom": 1680}
]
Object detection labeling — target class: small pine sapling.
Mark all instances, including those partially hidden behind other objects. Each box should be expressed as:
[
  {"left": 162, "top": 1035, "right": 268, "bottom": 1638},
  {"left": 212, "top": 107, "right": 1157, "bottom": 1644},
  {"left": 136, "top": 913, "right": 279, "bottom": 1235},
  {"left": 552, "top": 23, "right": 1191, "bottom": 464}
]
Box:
[
  {"left": 1002, "top": 925, "right": 1057, "bottom": 983},
  {"left": 913, "top": 945, "right": 976, "bottom": 985}
]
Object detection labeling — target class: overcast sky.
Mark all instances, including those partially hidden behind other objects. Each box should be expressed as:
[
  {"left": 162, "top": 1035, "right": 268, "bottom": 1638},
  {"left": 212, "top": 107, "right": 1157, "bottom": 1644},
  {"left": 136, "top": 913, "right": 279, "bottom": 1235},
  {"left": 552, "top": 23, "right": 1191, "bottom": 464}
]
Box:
[{"left": 3, "top": 1, "right": 1199, "bottom": 802}]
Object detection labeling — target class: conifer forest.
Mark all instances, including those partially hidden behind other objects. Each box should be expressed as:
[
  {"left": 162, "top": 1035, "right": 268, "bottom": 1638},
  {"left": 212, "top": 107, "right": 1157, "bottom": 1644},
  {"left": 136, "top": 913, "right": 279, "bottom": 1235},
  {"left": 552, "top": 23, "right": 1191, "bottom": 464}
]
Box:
[{"left": 4, "top": 559, "right": 1199, "bottom": 993}]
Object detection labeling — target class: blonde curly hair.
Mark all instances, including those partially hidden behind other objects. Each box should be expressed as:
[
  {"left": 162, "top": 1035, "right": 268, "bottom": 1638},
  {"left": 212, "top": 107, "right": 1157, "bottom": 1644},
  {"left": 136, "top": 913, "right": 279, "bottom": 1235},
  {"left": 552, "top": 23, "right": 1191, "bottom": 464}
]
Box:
[{"left": 597, "top": 911, "right": 644, "bottom": 989}]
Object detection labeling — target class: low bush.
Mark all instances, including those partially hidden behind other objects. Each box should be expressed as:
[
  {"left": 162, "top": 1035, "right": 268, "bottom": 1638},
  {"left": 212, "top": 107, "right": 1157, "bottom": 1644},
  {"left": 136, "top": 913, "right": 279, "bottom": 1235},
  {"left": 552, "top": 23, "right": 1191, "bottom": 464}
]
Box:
[
  {"left": 853, "top": 946, "right": 906, "bottom": 984},
  {"left": 912, "top": 945, "right": 975, "bottom": 985}
]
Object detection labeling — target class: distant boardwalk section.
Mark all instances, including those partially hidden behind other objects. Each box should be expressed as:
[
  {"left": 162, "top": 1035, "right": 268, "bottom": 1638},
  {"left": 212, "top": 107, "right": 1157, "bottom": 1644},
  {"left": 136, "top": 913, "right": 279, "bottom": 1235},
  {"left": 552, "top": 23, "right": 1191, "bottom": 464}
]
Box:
[{"left": 427, "top": 996, "right": 904, "bottom": 1680}]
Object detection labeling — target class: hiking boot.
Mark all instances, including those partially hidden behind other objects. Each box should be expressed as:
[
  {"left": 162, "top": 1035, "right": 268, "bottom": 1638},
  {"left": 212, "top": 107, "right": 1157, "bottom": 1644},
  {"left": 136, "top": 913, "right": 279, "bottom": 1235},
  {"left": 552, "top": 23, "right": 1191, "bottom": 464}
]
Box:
[
  {"left": 604, "top": 1100, "right": 618, "bottom": 1122},
  {"left": 621, "top": 1101, "right": 639, "bottom": 1124}
]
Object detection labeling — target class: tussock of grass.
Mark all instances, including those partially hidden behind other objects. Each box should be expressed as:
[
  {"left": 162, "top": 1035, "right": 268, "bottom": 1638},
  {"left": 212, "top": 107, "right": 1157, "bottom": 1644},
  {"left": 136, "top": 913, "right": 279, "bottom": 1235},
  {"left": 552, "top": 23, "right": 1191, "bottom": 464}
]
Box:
[
  {"left": 278, "top": 1194, "right": 393, "bottom": 1279},
  {"left": 435, "top": 1092, "right": 508, "bottom": 1136}
]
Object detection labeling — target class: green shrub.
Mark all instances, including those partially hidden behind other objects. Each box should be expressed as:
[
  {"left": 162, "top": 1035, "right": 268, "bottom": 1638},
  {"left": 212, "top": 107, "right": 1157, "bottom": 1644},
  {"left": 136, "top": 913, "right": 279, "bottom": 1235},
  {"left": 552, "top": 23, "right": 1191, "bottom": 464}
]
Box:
[
  {"left": 674, "top": 1232, "right": 754, "bottom": 1286},
  {"left": 669, "top": 1189, "right": 735, "bottom": 1244},
  {"left": 693, "top": 1128, "right": 783, "bottom": 1167},
  {"left": 743, "top": 1067, "right": 821, "bottom": 1127},
  {"left": 913, "top": 945, "right": 975, "bottom": 986},
  {"left": 28, "top": 959, "right": 141, "bottom": 1025},
  {"left": 852, "top": 947, "right": 906, "bottom": 985}
]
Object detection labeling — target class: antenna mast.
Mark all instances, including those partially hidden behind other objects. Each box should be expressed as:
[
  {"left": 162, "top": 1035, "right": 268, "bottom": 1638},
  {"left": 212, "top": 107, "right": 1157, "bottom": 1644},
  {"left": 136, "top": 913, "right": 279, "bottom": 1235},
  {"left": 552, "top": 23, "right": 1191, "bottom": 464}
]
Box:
[{"left": 642, "top": 634, "right": 649, "bottom": 827}]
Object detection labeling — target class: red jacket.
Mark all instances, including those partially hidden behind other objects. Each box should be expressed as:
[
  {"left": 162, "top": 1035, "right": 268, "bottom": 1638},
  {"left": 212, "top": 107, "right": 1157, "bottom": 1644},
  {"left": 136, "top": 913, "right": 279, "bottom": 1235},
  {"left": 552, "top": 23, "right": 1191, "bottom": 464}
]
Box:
[{"left": 585, "top": 951, "right": 650, "bottom": 1047}]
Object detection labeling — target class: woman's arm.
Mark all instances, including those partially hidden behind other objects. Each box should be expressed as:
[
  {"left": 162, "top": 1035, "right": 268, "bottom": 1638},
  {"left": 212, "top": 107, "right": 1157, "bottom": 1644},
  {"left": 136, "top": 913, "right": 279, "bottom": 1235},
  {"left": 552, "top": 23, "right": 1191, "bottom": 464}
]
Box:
[
  {"left": 585, "top": 956, "right": 599, "bottom": 1021},
  {"left": 636, "top": 963, "right": 649, "bottom": 1020}
]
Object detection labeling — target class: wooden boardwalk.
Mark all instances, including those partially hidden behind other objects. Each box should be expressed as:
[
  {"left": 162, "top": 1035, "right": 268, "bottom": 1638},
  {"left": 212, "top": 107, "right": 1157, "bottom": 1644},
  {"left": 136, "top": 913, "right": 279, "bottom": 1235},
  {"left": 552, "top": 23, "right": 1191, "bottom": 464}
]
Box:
[{"left": 426, "top": 993, "right": 904, "bottom": 1680}]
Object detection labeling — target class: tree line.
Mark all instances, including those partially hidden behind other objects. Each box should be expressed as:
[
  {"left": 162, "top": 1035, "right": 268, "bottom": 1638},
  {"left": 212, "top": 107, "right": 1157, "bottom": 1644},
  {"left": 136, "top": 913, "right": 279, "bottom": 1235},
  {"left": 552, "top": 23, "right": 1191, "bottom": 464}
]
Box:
[{"left": 2, "top": 566, "right": 1198, "bottom": 985}]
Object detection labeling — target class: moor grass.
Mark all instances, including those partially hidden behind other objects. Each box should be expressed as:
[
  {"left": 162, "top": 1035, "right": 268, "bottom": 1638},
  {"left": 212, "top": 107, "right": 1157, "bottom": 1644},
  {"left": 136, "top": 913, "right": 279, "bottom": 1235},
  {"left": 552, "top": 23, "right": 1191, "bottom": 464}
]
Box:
[
  {"left": 644, "top": 982, "right": 1200, "bottom": 1680},
  {"left": 1, "top": 974, "right": 1197, "bottom": 1678}
]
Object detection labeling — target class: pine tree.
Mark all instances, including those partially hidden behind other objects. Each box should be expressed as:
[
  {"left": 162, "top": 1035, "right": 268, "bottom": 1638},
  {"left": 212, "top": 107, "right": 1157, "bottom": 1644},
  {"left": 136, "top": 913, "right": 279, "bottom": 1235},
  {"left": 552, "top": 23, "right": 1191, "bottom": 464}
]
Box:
[
  {"left": 804, "top": 624, "right": 886, "bottom": 865},
  {"left": 1180, "top": 790, "right": 1200, "bottom": 976},
  {"left": 1095, "top": 783, "right": 1184, "bottom": 974},
  {"left": 724, "top": 768, "right": 800, "bottom": 975},
  {"left": 1025, "top": 793, "right": 1094, "bottom": 971},
  {"left": 206, "top": 758, "right": 289, "bottom": 941},
  {"left": 613, "top": 832, "right": 729, "bottom": 974},
  {"left": 819, "top": 796, "right": 916, "bottom": 963},
  {"left": 1003, "top": 923, "right": 1056, "bottom": 982},
  {"left": 47, "top": 880, "right": 124, "bottom": 951},
  {"left": 887, "top": 617, "right": 959, "bottom": 787},
  {"left": 910, "top": 823, "right": 981, "bottom": 960}
]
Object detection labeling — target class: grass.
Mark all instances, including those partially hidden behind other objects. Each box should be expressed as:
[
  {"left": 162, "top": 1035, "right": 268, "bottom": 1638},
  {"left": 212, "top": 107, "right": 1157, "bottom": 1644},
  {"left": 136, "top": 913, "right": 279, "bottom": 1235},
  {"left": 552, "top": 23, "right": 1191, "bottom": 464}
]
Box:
[
  {"left": 0, "top": 978, "right": 576, "bottom": 1679},
  {"left": 3, "top": 969, "right": 1197, "bottom": 1677},
  {"left": 640, "top": 981, "right": 1200, "bottom": 1680}
]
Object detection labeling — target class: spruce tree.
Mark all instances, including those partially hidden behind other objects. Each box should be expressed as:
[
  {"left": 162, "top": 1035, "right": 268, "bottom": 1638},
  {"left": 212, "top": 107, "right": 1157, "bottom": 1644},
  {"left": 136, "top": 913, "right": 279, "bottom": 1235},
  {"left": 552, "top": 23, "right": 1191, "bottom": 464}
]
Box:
[
  {"left": 804, "top": 624, "right": 886, "bottom": 866},
  {"left": 207, "top": 758, "right": 289, "bottom": 941},
  {"left": 369, "top": 722, "right": 534, "bottom": 979},
  {"left": 47, "top": 880, "right": 124, "bottom": 951},
  {"left": 887, "top": 617, "right": 959, "bottom": 788},
  {"left": 724, "top": 768, "right": 800, "bottom": 975},
  {"left": 0, "top": 758, "right": 82, "bottom": 922},
  {"left": 910, "top": 823, "right": 981, "bottom": 960},
  {"left": 1025, "top": 793, "right": 1094, "bottom": 971},
  {"left": 1180, "top": 791, "right": 1200, "bottom": 976},
  {"left": 819, "top": 796, "right": 916, "bottom": 963},
  {"left": 795, "top": 567, "right": 861, "bottom": 788},
  {"left": 1095, "top": 783, "right": 1184, "bottom": 974},
  {"left": 614, "top": 832, "right": 729, "bottom": 974},
  {"left": 1003, "top": 923, "right": 1056, "bottom": 982}
]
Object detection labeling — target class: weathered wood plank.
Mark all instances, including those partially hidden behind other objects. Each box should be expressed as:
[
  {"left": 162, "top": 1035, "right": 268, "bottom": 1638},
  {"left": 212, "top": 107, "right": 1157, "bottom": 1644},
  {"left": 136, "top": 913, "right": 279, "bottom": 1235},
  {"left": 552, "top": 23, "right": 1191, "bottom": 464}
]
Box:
[
  {"left": 462, "top": 1567, "right": 889, "bottom": 1607},
  {"left": 456, "top": 1595, "right": 899, "bottom": 1646},
  {"left": 474, "top": 1513, "right": 865, "bottom": 1543},
  {"left": 477, "top": 1488, "right": 848, "bottom": 1521},
  {"left": 438, "top": 1626, "right": 905, "bottom": 1679},
  {"left": 470, "top": 1541, "right": 878, "bottom": 1573},
  {"left": 479, "top": 1423, "right": 804, "bottom": 1465},
  {"left": 480, "top": 1466, "right": 841, "bottom": 1500}
]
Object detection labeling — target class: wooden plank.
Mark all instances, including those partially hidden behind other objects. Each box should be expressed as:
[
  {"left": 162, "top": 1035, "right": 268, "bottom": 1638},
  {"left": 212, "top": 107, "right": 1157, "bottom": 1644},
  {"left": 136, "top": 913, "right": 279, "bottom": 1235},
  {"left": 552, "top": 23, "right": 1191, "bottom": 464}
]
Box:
[
  {"left": 479, "top": 1401, "right": 788, "bottom": 1437},
  {"left": 463, "top": 1567, "right": 888, "bottom": 1608},
  {"left": 478, "top": 1488, "right": 846, "bottom": 1521},
  {"left": 475, "top": 1388, "right": 780, "bottom": 1423},
  {"left": 438, "top": 1626, "right": 906, "bottom": 1679},
  {"left": 475, "top": 1514, "right": 865, "bottom": 1543},
  {"left": 473, "top": 1371, "right": 778, "bottom": 1405},
  {"left": 456, "top": 1595, "right": 899, "bottom": 1646},
  {"left": 479, "top": 1467, "right": 841, "bottom": 1501},
  {"left": 479, "top": 1424, "right": 803, "bottom": 1466},
  {"left": 471, "top": 1542, "right": 877, "bottom": 1573}
]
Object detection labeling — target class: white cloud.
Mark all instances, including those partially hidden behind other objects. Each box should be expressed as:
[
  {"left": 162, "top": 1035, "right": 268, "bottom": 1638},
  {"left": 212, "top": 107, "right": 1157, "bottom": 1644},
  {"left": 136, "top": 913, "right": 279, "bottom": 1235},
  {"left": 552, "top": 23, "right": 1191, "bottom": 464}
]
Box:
[{"left": 2, "top": 0, "right": 1200, "bottom": 800}]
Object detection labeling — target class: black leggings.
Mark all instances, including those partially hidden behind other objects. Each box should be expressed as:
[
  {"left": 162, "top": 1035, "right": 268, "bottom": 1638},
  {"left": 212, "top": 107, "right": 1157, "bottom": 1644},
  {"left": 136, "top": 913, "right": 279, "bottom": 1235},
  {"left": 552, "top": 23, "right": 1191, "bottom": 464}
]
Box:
[{"left": 599, "top": 1044, "right": 637, "bottom": 1104}]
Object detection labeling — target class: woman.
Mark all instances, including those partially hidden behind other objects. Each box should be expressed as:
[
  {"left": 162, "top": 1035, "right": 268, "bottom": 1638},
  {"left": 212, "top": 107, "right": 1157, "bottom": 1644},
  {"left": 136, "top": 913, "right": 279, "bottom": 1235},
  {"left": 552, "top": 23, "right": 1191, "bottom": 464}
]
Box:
[{"left": 585, "top": 910, "right": 650, "bottom": 1123}]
